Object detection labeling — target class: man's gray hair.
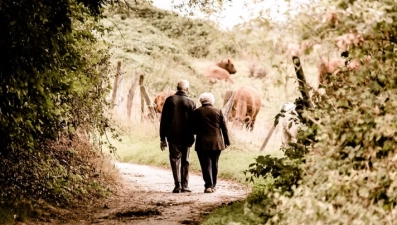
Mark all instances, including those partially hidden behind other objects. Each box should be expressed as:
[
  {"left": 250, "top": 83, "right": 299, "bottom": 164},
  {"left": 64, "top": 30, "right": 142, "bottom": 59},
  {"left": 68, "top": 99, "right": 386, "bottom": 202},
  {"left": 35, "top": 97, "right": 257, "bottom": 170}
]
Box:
[
  {"left": 199, "top": 92, "right": 215, "bottom": 105},
  {"left": 177, "top": 79, "right": 189, "bottom": 91}
]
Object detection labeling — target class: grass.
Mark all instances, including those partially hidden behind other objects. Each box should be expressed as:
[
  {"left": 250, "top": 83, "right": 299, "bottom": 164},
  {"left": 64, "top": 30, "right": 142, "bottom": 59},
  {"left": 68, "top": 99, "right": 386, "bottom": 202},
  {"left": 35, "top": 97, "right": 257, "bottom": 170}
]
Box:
[{"left": 104, "top": 118, "right": 283, "bottom": 183}]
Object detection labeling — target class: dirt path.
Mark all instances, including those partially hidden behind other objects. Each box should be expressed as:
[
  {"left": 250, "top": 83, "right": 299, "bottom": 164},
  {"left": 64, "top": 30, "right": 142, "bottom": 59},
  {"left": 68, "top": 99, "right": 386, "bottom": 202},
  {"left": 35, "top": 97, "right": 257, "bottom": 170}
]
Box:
[{"left": 61, "top": 162, "right": 250, "bottom": 225}]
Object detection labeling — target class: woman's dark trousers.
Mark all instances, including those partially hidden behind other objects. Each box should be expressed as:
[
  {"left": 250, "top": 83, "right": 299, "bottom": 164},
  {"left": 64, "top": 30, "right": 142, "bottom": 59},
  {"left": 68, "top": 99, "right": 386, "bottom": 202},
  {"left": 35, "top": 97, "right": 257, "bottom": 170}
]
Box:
[{"left": 197, "top": 150, "right": 221, "bottom": 189}]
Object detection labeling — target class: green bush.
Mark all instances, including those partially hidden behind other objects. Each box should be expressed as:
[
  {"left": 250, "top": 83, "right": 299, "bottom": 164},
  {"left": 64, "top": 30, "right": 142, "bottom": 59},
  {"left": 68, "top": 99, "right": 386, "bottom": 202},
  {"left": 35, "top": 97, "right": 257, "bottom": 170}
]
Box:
[
  {"left": 0, "top": 0, "right": 117, "bottom": 223},
  {"left": 268, "top": 1, "right": 397, "bottom": 224}
]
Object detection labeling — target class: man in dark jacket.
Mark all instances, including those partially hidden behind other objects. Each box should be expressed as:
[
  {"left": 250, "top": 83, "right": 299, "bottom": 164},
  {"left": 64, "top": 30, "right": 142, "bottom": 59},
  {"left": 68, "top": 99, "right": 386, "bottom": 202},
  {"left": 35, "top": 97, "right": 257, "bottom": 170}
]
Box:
[
  {"left": 160, "top": 79, "right": 196, "bottom": 193},
  {"left": 193, "top": 92, "right": 230, "bottom": 193}
]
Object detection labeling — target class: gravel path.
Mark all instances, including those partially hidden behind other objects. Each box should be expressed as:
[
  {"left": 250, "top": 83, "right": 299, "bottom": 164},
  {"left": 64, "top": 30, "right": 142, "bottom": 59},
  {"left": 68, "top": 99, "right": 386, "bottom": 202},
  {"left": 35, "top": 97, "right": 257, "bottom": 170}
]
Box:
[{"left": 61, "top": 162, "right": 250, "bottom": 225}]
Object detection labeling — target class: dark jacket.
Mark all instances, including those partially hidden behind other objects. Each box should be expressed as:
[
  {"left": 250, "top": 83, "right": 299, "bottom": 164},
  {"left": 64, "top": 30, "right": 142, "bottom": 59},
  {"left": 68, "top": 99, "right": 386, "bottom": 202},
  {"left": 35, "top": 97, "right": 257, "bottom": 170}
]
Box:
[
  {"left": 160, "top": 90, "right": 196, "bottom": 146},
  {"left": 193, "top": 103, "right": 230, "bottom": 151}
]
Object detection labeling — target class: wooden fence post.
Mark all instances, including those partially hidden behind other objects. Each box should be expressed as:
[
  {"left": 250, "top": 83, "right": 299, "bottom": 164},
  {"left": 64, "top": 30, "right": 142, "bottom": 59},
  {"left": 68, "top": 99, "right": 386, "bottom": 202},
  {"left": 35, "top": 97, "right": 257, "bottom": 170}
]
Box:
[
  {"left": 139, "top": 74, "right": 156, "bottom": 121},
  {"left": 139, "top": 75, "right": 145, "bottom": 121},
  {"left": 126, "top": 71, "right": 140, "bottom": 119},
  {"left": 259, "top": 125, "right": 277, "bottom": 151},
  {"left": 111, "top": 61, "right": 123, "bottom": 108},
  {"left": 222, "top": 91, "right": 235, "bottom": 121}
]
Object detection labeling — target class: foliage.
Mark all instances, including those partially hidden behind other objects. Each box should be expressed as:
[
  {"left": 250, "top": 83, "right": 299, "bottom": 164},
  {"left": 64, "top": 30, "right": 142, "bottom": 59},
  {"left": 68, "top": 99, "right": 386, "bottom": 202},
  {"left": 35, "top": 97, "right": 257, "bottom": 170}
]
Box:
[
  {"left": 0, "top": 0, "right": 109, "bottom": 157},
  {"left": 240, "top": 137, "right": 308, "bottom": 224},
  {"left": 200, "top": 185, "right": 268, "bottom": 225},
  {"left": 267, "top": 0, "right": 397, "bottom": 224},
  {"left": 0, "top": 0, "right": 118, "bottom": 223}
]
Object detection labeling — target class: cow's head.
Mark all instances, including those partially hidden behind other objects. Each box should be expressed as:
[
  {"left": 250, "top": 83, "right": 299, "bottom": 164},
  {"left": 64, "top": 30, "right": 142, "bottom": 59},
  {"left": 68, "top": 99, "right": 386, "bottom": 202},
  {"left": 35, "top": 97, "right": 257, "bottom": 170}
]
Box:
[
  {"left": 347, "top": 59, "right": 361, "bottom": 70},
  {"left": 153, "top": 91, "right": 175, "bottom": 113},
  {"left": 153, "top": 91, "right": 176, "bottom": 113},
  {"left": 228, "top": 104, "right": 254, "bottom": 131},
  {"left": 153, "top": 95, "right": 166, "bottom": 113},
  {"left": 219, "top": 59, "right": 237, "bottom": 74}
]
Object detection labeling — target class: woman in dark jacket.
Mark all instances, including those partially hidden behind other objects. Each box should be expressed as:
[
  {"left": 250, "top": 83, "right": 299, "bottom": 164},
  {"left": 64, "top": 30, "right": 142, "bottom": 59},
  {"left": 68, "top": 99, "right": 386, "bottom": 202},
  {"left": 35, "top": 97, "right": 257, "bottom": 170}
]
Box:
[{"left": 193, "top": 92, "right": 230, "bottom": 193}]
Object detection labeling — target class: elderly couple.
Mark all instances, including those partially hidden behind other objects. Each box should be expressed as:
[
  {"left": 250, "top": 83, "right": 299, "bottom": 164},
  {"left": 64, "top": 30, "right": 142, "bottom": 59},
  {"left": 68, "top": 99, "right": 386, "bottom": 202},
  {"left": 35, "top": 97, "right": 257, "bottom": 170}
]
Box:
[{"left": 159, "top": 79, "right": 230, "bottom": 194}]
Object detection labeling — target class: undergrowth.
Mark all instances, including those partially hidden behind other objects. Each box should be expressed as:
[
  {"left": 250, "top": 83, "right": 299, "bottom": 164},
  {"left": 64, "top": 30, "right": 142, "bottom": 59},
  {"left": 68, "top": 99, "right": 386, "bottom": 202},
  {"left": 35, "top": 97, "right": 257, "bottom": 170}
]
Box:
[{"left": 0, "top": 134, "right": 119, "bottom": 224}]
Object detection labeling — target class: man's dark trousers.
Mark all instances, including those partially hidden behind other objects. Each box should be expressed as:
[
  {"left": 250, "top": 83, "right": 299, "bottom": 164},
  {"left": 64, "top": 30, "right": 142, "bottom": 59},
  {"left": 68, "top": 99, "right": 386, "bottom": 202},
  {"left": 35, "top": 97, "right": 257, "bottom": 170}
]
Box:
[
  {"left": 197, "top": 150, "right": 221, "bottom": 189},
  {"left": 168, "top": 142, "right": 190, "bottom": 188}
]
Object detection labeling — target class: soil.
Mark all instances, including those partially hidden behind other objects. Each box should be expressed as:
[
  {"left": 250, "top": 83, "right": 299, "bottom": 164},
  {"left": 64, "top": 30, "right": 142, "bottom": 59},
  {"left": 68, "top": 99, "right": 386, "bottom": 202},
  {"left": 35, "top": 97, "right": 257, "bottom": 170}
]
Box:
[{"left": 27, "top": 162, "right": 250, "bottom": 225}]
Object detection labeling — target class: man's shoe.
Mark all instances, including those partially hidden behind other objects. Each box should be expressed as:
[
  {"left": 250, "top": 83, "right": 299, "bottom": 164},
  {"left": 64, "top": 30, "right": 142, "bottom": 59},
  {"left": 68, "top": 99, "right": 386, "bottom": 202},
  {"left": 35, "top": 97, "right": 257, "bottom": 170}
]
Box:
[
  {"left": 172, "top": 186, "right": 182, "bottom": 193},
  {"left": 204, "top": 188, "right": 213, "bottom": 193},
  {"left": 212, "top": 187, "right": 216, "bottom": 192},
  {"left": 181, "top": 188, "right": 192, "bottom": 193}
]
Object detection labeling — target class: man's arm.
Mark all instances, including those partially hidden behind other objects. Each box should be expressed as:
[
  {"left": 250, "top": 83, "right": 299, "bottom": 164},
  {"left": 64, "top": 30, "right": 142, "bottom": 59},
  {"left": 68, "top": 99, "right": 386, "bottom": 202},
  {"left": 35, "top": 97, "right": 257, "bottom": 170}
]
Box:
[
  {"left": 159, "top": 98, "right": 170, "bottom": 142},
  {"left": 220, "top": 110, "right": 230, "bottom": 147},
  {"left": 160, "top": 141, "right": 167, "bottom": 151},
  {"left": 187, "top": 100, "right": 197, "bottom": 147}
]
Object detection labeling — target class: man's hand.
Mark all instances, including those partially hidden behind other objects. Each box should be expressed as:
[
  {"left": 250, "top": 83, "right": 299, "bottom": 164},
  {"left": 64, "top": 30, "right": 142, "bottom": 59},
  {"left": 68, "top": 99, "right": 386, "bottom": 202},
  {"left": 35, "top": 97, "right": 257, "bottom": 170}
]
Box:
[{"left": 160, "top": 141, "right": 167, "bottom": 151}]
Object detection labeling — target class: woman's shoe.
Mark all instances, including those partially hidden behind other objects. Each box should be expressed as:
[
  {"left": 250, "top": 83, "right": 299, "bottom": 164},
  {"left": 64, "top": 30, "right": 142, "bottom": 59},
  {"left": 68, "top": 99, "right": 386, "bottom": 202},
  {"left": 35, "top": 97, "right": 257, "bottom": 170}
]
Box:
[
  {"left": 204, "top": 188, "right": 213, "bottom": 193},
  {"left": 181, "top": 188, "right": 192, "bottom": 193}
]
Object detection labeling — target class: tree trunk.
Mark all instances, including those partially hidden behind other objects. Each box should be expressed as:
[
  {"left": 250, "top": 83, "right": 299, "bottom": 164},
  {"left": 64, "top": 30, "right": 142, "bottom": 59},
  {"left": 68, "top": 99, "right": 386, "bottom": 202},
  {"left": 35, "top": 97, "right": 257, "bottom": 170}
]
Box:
[{"left": 139, "top": 74, "right": 156, "bottom": 121}]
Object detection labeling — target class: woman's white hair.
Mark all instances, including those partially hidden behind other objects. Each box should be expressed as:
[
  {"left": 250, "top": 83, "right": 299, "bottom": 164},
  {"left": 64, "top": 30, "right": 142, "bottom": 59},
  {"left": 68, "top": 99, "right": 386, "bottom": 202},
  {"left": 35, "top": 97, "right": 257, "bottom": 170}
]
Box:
[{"left": 199, "top": 92, "right": 215, "bottom": 105}]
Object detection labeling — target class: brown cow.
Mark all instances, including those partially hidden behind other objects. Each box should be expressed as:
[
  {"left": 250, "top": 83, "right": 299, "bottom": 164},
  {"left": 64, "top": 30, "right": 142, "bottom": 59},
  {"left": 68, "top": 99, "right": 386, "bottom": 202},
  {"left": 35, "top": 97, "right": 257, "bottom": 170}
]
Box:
[
  {"left": 153, "top": 90, "right": 176, "bottom": 114},
  {"left": 228, "top": 85, "right": 261, "bottom": 131},
  {"left": 203, "top": 59, "right": 237, "bottom": 84},
  {"left": 285, "top": 40, "right": 318, "bottom": 56},
  {"left": 317, "top": 57, "right": 360, "bottom": 85},
  {"left": 335, "top": 32, "right": 364, "bottom": 52}
]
